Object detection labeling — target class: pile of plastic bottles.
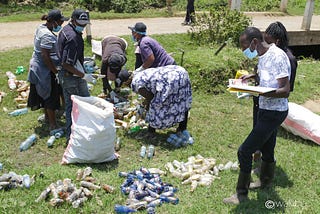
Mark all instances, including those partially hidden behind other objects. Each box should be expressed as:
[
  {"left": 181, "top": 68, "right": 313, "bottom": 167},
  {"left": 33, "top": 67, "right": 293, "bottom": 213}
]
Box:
[
  {"left": 166, "top": 130, "right": 194, "bottom": 147},
  {"left": 0, "top": 171, "right": 33, "bottom": 190},
  {"left": 115, "top": 167, "right": 179, "bottom": 213}
]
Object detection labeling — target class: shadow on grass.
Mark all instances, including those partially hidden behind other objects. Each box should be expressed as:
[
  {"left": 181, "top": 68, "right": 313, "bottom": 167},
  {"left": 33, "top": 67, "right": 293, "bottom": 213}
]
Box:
[
  {"left": 277, "top": 127, "right": 319, "bottom": 147},
  {"left": 230, "top": 166, "right": 293, "bottom": 214}
]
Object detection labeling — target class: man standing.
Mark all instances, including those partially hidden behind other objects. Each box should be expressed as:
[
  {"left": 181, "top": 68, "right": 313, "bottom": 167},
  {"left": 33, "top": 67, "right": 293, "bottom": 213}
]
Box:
[
  {"left": 223, "top": 27, "right": 291, "bottom": 204},
  {"left": 128, "top": 22, "right": 176, "bottom": 73},
  {"left": 57, "top": 9, "right": 95, "bottom": 144}
]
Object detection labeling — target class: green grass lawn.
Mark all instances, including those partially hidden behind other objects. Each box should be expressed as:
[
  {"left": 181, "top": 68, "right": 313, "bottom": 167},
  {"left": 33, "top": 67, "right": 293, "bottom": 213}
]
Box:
[{"left": 0, "top": 34, "right": 319, "bottom": 213}]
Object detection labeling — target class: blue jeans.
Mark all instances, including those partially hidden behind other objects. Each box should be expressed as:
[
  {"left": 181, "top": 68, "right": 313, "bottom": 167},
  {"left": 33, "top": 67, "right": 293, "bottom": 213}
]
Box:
[
  {"left": 59, "top": 73, "right": 90, "bottom": 141},
  {"left": 238, "top": 109, "right": 288, "bottom": 173}
]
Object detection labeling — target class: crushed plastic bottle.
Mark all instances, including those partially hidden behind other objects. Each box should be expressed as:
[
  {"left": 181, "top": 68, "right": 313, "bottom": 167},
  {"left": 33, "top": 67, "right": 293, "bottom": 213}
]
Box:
[
  {"left": 8, "top": 107, "right": 28, "bottom": 116},
  {"left": 140, "top": 146, "right": 146, "bottom": 158},
  {"left": 128, "top": 125, "right": 141, "bottom": 134},
  {"left": 114, "top": 204, "right": 137, "bottom": 213},
  {"left": 147, "top": 145, "right": 155, "bottom": 159},
  {"left": 19, "top": 134, "right": 37, "bottom": 152},
  {"left": 15, "top": 66, "right": 26, "bottom": 75},
  {"left": 8, "top": 78, "right": 16, "bottom": 90},
  {"left": 115, "top": 137, "right": 121, "bottom": 151},
  {"left": 47, "top": 136, "right": 56, "bottom": 147},
  {"left": 22, "top": 174, "right": 31, "bottom": 189}
]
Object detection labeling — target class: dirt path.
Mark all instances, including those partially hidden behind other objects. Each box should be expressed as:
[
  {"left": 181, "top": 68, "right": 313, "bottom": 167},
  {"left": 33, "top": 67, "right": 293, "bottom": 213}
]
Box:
[{"left": 1, "top": 14, "right": 320, "bottom": 52}]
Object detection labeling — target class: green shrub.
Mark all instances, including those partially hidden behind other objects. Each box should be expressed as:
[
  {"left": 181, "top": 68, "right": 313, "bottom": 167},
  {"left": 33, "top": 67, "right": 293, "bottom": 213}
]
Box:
[
  {"left": 111, "top": 0, "right": 143, "bottom": 13},
  {"left": 242, "top": 0, "right": 280, "bottom": 11},
  {"left": 189, "top": 7, "right": 251, "bottom": 46}
]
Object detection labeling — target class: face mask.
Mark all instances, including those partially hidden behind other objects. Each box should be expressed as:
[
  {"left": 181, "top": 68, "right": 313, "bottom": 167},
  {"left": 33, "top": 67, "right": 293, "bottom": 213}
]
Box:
[
  {"left": 131, "top": 35, "right": 136, "bottom": 42},
  {"left": 75, "top": 25, "right": 84, "bottom": 33},
  {"left": 243, "top": 42, "right": 257, "bottom": 59},
  {"left": 53, "top": 25, "right": 62, "bottom": 32}
]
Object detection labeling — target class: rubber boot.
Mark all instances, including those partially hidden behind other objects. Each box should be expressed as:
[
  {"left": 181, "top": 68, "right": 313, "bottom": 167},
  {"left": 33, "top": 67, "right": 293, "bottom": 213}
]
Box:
[
  {"left": 223, "top": 172, "right": 251, "bottom": 205},
  {"left": 249, "top": 161, "right": 276, "bottom": 189}
]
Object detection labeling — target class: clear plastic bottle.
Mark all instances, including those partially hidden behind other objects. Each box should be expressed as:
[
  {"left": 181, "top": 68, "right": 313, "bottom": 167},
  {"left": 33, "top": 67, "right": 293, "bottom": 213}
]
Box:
[
  {"left": 115, "top": 137, "right": 121, "bottom": 151},
  {"left": 114, "top": 204, "right": 137, "bottom": 213},
  {"left": 19, "top": 134, "right": 37, "bottom": 151},
  {"left": 8, "top": 107, "right": 28, "bottom": 116},
  {"left": 22, "top": 174, "right": 31, "bottom": 189},
  {"left": 146, "top": 207, "right": 155, "bottom": 214},
  {"left": 0, "top": 163, "right": 3, "bottom": 170},
  {"left": 8, "top": 78, "right": 16, "bottom": 90},
  {"left": 140, "top": 145, "right": 146, "bottom": 158},
  {"left": 147, "top": 145, "right": 155, "bottom": 159},
  {"left": 47, "top": 136, "right": 56, "bottom": 147}
]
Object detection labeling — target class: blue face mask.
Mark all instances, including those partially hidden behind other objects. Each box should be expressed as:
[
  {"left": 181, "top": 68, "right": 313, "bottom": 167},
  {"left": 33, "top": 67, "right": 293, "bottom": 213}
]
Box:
[
  {"left": 131, "top": 35, "right": 136, "bottom": 42},
  {"left": 53, "top": 25, "right": 62, "bottom": 32},
  {"left": 243, "top": 42, "right": 257, "bottom": 59},
  {"left": 75, "top": 25, "right": 84, "bottom": 33}
]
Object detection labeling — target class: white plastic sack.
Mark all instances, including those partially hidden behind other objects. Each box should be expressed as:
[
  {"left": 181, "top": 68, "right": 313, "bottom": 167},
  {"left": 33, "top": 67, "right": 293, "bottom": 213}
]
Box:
[
  {"left": 62, "top": 95, "right": 116, "bottom": 164},
  {"left": 281, "top": 102, "right": 320, "bottom": 145}
]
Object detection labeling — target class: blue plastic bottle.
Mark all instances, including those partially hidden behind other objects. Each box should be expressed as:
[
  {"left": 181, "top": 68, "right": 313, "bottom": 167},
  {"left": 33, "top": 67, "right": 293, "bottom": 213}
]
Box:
[
  {"left": 19, "top": 134, "right": 37, "bottom": 151},
  {"left": 9, "top": 108, "right": 28, "bottom": 116},
  {"left": 114, "top": 204, "right": 137, "bottom": 213}
]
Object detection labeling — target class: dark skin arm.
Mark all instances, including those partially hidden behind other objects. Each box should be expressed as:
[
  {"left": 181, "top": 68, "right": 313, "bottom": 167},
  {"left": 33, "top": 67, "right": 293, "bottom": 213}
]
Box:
[
  {"left": 262, "top": 76, "right": 290, "bottom": 98},
  {"left": 141, "top": 54, "right": 155, "bottom": 69},
  {"left": 138, "top": 87, "right": 154, "bottom": 110},
  {"left": 40, "top": 48, "right": 59, "bottom": 74}
]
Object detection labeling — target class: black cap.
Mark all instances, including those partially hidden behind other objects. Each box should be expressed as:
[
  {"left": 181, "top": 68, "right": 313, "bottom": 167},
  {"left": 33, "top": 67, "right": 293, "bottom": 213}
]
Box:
[
  {"left": 47, "top": 9, "right": 69, "bottom": 21},
  {"left": 108, "top": 54, "right": 127, "bottom": 73},
  {"left": 128, "top": 22, "right": 147, "bottom": 35},
  {"left": 71, "top": 9, "right": 90, "bottom": 25}
]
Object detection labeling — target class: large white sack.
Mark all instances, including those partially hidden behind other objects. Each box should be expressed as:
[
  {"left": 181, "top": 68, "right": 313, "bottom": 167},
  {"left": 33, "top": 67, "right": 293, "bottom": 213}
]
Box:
[
  {"left": 62, "top": 95, "right": 117, "bottom": 164},
  {"left": 281, "top": 102, "right": 320, "bottom": 145}
]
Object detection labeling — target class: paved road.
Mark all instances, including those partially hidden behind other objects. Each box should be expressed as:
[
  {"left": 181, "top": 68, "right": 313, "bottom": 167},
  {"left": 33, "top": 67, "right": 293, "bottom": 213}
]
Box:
[{"left": 0, "top": 14, "right": 319, "bottom": 52}]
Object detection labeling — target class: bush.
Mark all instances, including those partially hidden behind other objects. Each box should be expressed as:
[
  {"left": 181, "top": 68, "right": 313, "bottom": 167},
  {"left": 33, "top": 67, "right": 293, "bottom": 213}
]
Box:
[
  {"left": 189, "top": 7, "right": 251, "bottom": 46},
  {"left": 111, "top": 0, "right": 143, "bottom": 13},
  {"left": 242, "top": 0, "right": 280, "bottom": 11}
]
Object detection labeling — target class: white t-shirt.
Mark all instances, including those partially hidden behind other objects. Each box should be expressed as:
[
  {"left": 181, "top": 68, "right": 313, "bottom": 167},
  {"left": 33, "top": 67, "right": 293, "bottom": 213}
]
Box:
[{"left": 258, "top": 44, "right": 291, "bottom": 111}]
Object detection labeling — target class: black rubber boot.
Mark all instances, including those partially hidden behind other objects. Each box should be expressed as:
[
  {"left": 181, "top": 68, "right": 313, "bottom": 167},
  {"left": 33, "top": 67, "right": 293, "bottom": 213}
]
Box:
[
  {"left": 223, "top": 172, "right": 251, "bottom": 205},
  {"left": 250, "top": 161, "right": 276, "bottom": 189}
]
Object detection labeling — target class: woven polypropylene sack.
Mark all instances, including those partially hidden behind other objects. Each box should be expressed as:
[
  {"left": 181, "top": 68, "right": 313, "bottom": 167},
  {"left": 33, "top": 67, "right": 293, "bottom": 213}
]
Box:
[
  {"left": 281, "top": 102, "right": 320, "bottom": 145},
  {"left": 62, "top": 95, "right": 116, "bottom": 164}
]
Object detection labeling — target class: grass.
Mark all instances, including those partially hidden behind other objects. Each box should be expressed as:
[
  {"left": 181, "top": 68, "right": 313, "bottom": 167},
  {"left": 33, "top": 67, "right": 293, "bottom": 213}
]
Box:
[{"left": 0, "top": 33, "right": 319, "bottom": 213}]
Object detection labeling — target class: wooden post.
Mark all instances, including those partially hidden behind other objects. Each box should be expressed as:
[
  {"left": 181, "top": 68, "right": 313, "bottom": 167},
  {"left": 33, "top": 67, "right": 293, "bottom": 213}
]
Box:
[
  {"left": 301, "top": 0, "right": 315, "bottom": 31},
  {"left": 280, "top": 0, "right": 288, "bottom": 13},
  {"left": 230, "top": 0, "right": 241, "bottom": 11},
  {"left": 85, "top": 11, "right": 92, "bottom": 45}
]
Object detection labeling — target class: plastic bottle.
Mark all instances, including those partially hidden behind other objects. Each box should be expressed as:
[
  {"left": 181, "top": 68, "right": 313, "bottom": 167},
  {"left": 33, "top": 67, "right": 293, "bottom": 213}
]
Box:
[
  {"left": 22, "top": 174, "right": 31, "bottom": 189},
  {"left": 49, "top": 128, "right": 64, "bottom": 136},
  {"left": 6, "top": 71, "right": 16, "bottom": 79},
  {"left": 140, "top": 146, "right": 146, "bottom": 158},
  {"left": 115, "top": 137, "right": 121, "bottom": 151},
  {"left": 0, "top": 163, "right": 3, "bottom": 170},
  {"left": 182, "top": 130, "right": 194, "bottom": 145},
  {"left": 146, "top": 207, "right": 155, "bottom": 214},
  {"left": 19, "top": 134, "right": 37, "bottom": 151},
  {"left": 8, "top": 78, "right": 16, "bottom": 90},
  {"left": 114, "top": 204, "right": 137, "bottom": 213},
  {"left": 54, "top": 130, "right": 64, "bottom": 139},
  {"left": 147, "top": 145, "right": 155, "bottom": 159},
  {"left": 128, "top": 125, "right": 141, "bottom": 134},
  {"left": 47, "top": 136, "right": 56, "bottom": 147},
  {"left": 8, "top": 107, "right": 28, "bottom": 116}
]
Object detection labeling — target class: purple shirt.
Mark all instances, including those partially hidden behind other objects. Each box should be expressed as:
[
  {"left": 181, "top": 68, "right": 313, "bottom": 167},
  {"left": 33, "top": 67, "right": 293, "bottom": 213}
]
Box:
[{"left": 139, "top": 36, "right": 175, "bottom": 68}]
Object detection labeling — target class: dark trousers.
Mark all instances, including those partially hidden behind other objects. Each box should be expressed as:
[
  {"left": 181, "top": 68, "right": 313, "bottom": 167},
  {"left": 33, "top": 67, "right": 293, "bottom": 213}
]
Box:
[
  {"left": 185, "top": 0, "right": 195, "bottom": 22},
  {"left": 238, "top": 109, "right": 288, "bottom": 173}
]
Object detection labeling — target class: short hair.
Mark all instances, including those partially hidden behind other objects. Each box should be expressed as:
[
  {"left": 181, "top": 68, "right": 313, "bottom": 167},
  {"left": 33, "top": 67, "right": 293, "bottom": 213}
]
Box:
[
  {"left": 265, "top": 21, "right": 289, "bottom": 51},
  {"left": 241, "top": 27, "right": 263, "bottom": 43}
]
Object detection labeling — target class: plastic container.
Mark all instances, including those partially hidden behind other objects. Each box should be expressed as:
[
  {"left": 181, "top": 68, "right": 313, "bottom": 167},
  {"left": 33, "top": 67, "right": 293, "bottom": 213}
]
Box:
[
  {"left": 19, "top": 134, "right": 37, "bottom": 151},
  {"left": 115, "top": 137, "right": 121, "bottom": 151},
  {"left": 6, "top": 71, "right": 16, "bottom": 79},
  {"left": 22, "top": 174, "right": 31, "bottom": 189},
  {"left": 140, "top": 145, "right": 146, "bottom": 158},
  {"left": 146, "top": 207, "right": 155, "bottom": 214},
  {"left": 15, "top": 66, "right": 25, "bottom": 75},
  {"left": 0, "top": 163, "right": 3, "bottom": 170},
  {"left": 47, "top": 136, "right": 56, "bottom": 147},
  {"left": 114, "top": 204, "right": 137, "bottom": 213},
  {"left": 128, "top": 126, "right": 141, "bottom": 134},
  {"left": 9, "top": 107, "right": 28, "bottom": 116},
  {"left": 50, "top": 128, "right": 64, "bottom": 136},
  {"left": 8, "top": 78, "right": 16, "bottom": 90},
  {"left": 147, "top": 145, "right": 155, "bottom": 159}
]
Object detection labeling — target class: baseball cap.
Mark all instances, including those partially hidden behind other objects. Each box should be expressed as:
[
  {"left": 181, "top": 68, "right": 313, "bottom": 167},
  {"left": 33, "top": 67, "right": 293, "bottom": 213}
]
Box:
[
  {"left": 128, "top": 22, "right": 147, "bottom": 35},
  {"left": 72, "top": 9, "right": 90, "bottom": 25},
  {"left": 47, "top": 9, "right": 69, "bottom": 21}
]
